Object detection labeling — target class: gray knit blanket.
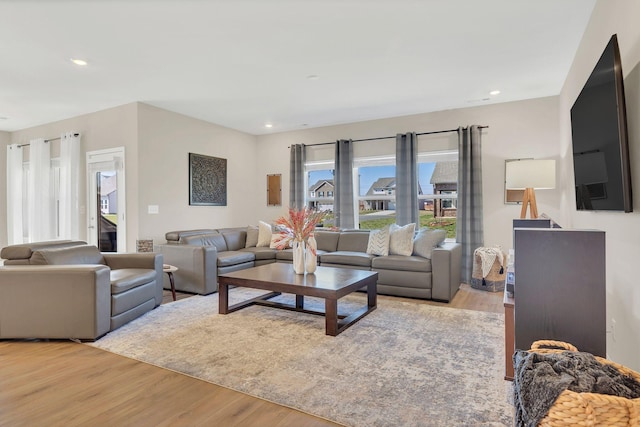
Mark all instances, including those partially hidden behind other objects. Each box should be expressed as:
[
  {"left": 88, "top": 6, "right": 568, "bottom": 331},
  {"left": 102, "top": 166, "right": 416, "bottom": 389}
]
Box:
[{"left": 513, "top": 349, "right": 640, "bottom": 427}]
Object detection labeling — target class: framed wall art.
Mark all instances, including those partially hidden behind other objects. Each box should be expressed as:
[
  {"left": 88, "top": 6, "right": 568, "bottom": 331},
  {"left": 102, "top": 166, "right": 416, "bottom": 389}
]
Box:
[
  {"left": 267, "top": 174, "right": 282, "bottom": 206},
  {"left": 189, "top": 153, "right": 227, "bottom": 206}
]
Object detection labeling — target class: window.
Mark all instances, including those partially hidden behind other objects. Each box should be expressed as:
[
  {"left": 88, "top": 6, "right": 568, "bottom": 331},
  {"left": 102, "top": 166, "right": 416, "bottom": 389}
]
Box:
[
  {"left": 101, "top": 197, "right": 109, "bottom": 213},
  {"left": 357, "top": 162, "right": 396, "bottom": 230},
  {"left": 418, "top": 150, "right": 458, "bottom": 239},
  {"left": 304, "top": 140, "right": 458, "bottom": 238},
  {"left": 21, "top": 158, "right": 63, "bottom": 240},
  {"left": 306, "top": 167, "right": 334, "bottom": 226}
]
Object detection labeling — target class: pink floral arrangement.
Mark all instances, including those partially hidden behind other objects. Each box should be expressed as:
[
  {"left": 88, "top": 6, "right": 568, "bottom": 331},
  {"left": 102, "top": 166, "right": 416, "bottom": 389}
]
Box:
[{"left": 273, "top": 207, "right": 328, "bottom": 255}]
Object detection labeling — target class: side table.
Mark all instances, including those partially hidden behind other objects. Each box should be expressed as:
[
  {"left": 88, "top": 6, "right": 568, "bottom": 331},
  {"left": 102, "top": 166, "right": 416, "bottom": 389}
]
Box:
[
  {"left": 163, "top": 264, "right": 178, "bottom": 301},
  {"left": 504, "top": 291, "right": 515, "bottom": 380}
]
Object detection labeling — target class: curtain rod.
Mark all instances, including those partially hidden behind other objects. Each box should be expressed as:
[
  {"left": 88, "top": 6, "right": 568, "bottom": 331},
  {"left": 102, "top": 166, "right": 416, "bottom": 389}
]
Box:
[
  {"left": 16, "top": 133, "right": 80, "bottom": 147},
  {"left": 293, "top": 125, "right": 488, "bottom": 148}
]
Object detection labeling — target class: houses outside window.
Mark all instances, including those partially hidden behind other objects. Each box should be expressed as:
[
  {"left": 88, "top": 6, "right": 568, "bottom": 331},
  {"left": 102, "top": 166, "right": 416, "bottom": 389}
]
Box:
[
  {"left": 304, "top": 146, "right": 458, "bottom": 238},
  {"left": 307, "top": 169, "right": 334, "bottom": 216},
  {"left": 101, "top": 198, "right": 109, "bottom": 214}
]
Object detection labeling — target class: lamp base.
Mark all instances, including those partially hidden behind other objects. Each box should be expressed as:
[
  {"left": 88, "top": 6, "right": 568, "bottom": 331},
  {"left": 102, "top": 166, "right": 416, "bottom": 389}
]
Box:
[{"left": 520, "top": 188, "right": 539, "bottom": 219}]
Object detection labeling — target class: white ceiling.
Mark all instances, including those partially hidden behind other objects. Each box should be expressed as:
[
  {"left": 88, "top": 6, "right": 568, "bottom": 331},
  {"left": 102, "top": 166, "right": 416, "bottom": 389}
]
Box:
[{"left": 0, "top": 0, "right": 596, "bottom": 135}]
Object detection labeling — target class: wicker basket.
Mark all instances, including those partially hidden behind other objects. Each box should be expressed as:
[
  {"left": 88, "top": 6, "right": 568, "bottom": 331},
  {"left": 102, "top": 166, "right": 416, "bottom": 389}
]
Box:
[
  {"left": 470, "top": 249, "right": 506, "bottom": 292},
  {"left": 528, "top": 340, "right": 640, "bottom": 427}
]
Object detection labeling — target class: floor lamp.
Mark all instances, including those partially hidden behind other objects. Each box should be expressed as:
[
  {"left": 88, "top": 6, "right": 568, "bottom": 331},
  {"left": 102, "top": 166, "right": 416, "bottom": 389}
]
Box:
[{"left": 505, "top": 159, "right": 556, "bottom": 219}]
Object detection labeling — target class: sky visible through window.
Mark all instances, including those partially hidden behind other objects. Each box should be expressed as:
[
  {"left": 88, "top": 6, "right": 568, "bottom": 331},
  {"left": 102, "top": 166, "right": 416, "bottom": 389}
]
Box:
[{"left": 309, "top": 163, "right": 437, "bottom": 196}]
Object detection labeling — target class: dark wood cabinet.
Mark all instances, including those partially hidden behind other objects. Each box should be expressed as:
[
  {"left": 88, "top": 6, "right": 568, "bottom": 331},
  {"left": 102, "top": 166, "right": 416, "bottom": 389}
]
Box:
[
  {"left": 504, "top": 292, "right": 515, "bottom": 380},
  {"left": 512, "top": 228, "right": 606, "bottom": 357}
]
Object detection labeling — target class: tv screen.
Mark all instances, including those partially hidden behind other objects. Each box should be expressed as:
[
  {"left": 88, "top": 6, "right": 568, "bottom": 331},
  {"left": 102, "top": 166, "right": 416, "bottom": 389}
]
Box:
[{"left": 570, "top": 34, "right": 632, "bottom": 212}]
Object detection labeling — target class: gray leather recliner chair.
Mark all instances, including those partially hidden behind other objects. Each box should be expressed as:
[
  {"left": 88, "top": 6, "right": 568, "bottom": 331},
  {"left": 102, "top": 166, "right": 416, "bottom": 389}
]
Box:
[{"left": 0, "top": 243, "right": 163, "bottom": 340}]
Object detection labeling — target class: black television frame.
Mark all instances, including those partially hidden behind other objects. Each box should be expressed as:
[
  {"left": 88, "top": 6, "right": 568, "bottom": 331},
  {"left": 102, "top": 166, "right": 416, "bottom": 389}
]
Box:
[{"left": 570, "top": 34, "right": 632, "bottom": 212}]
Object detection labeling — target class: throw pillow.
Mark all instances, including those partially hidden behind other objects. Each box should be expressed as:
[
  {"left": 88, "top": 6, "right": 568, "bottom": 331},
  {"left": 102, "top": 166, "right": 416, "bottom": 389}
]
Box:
[
  {"left": 269, "top": 233, "right": 281, "bottom": 249},
  {"left": 389, "top": 223, "right": 416, "bottom": 256},
  {"left": 412, "top": 228, "right": 446, "bottom": 259},
  {"left": 366, "top": 225, "right": 390, "bottom": 256},
  {"left": 245, "top": 225, "right": 259, "bottom": 248},
  {"left": 256, "top": 221, "right": 272, "bottom": 247}
]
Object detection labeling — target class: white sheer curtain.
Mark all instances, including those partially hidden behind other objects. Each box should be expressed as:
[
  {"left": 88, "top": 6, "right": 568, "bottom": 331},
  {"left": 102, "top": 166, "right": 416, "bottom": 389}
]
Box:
[
  {"left": 59, "top": 132, "right": 81, "bottom": 240},
  {"left": 28, "top": 138, "right": 54, "bottom": 242},
  {"left": 6, "top": 144, "right": 24, "bottom": 244}
]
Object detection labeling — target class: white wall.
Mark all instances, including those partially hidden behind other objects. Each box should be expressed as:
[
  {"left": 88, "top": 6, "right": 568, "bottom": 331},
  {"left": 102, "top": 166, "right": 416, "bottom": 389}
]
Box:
[
  {"left": 1, "top": 102, "right": 259, "bottom": 252},
  {"left": 7, "top": 103, "right": 139, "bottom": 249},
  {"left": 256, "top": 96, "right": 562, "bottom": 253},
  {"left": 136, "top": 103, "right": 259, "bottom": 245},
  {"left": 559, "top": 0, "right": 640, "bottom": 370},
  {"left": 0, "top": 131, "right": 9, "bottom": 249}
]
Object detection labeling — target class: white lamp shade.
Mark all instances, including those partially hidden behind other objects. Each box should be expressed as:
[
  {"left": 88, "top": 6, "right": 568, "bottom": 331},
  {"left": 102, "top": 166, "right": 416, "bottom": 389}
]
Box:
[{"left": 505, "top": 159, "right": 556, "bottom": 190}]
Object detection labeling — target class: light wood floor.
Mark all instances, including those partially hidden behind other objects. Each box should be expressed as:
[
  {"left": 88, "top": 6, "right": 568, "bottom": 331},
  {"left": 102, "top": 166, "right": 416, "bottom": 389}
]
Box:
[{"left": 0, "top": 284, "right": 503, "bottom": 427}]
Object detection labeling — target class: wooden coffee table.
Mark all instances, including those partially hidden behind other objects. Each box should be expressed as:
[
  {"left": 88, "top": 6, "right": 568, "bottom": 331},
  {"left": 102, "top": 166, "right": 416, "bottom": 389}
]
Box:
[{"left": 218, "top": 263, "right": 378, "bottom": 336}]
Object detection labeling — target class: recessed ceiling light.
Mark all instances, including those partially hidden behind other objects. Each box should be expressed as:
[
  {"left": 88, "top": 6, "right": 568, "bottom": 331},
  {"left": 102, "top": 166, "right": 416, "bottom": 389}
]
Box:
[
  {"left": 265, "top": 123, "right": 273, "bottom": 128},
  {"left": 306, "top": 75, "right": 319, "bottom": 80},
  {"left": 489, "top": 90, "right": 501, "bottom": 96},
  {"left": 70, "top": 58, "right": 88, "bottom": 66}
]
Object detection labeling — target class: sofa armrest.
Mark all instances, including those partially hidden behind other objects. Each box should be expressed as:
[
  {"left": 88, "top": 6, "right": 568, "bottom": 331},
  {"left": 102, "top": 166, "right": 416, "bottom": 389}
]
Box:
[
  {"left": 0, "top": 265, "right": 111, "bottom": 340},
  {"left": 431, "top": 242, "right": 462, "bottom": 302},
  {"left": 156, "top": 244, "right": 219, "bottom": 295},
  {"left": 103, "top": 253, "right": 161, "bottom": 270}
]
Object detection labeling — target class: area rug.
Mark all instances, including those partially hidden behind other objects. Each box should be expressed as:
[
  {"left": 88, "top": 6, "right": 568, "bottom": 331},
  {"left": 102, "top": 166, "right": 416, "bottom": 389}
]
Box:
[{"left": 90, "top": 289, "right": 513, "bottom": 426}]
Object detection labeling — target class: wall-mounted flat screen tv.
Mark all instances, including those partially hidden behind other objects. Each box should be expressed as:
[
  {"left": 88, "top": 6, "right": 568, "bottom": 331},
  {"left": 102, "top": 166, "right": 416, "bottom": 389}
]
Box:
[{"left": 570, "top": 34, "right": 632, "bottom": 212}]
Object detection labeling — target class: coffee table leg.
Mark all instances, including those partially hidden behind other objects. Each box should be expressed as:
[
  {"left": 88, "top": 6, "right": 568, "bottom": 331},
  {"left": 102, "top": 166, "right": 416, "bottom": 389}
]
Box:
[
  {"left": 325, "top": 298, "right": 338, "bottom": 336},
  {"left": 296, "top": 295, "right": 304, "bottom": 309},
  {"left": 219, "top": 282, "right": 229, "bottom": 314},
  {"left": 168, "top": 272, "right": 176, "bottom": 301},
  {"left": 367, "top": 279, "right": 377, "bottom": 308}
]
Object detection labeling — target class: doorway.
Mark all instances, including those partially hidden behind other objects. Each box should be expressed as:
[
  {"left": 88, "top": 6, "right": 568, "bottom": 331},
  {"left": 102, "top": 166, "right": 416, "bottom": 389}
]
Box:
[{"left": 86, "top": 147, "right": 126, "bottom": 252}]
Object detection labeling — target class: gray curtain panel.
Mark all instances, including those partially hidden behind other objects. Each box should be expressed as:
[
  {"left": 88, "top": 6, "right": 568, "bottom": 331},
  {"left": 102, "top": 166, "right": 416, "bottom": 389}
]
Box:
[
  {"left": 456, "top": 125, "right": 484, "bottom": 284},
  {"left": 289, "top": 144, "right": 306, "bottom": 210},
  {"left": 395, "top": 132, "right": 419, "bottom": 226},
  {"left": 334, "top": 139, "right": 355, "bottom": 229}
]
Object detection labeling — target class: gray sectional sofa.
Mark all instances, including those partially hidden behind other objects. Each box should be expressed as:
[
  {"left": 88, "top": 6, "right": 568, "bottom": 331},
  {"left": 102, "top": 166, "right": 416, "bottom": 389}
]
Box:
[
  {"left": 157, "top": 227, "right": 462, "bottom": 302},
  {"left": 0, "top": 241, "right": 163, "bottom": 340}
]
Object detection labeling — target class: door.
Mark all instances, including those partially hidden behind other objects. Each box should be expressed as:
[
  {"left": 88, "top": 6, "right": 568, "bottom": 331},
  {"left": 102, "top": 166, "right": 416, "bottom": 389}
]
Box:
[{"left": 86, "top": 147, "right": 126, "bottom": 252}]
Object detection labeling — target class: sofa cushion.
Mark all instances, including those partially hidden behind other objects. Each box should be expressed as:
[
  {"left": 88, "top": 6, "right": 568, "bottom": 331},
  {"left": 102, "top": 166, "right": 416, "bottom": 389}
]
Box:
[
  {"left": 336, "top": 231, "right": 370, "bottom": 252},
  {"left": 275, "top": 249, "right": 293, "bottom": 261},
  {"left": 222, "top": 230, "right": 247, "bottom": 251},
  {"left": 245, "top": 226, "right": 259, "bottom": 248},
  {"left": 389, "top": 223, "right": 415, "bottom": 256},
  {"left": 276, "top": 249, "right": 330, "bottom": 263},
  {"left": 181, "top": 233, "right": 228, "bottom": 252},
  {"left": 217, "top": 251, "right": 255, "bottom": 267},
  {"left": 30, "top": 245, "right": 106, "bottom": 265},
  {"left": 320, "top": 251, "right": 375, "bottom": 267},
  {"left": 240, "top": 246, "right": 277, "bottom": 260},
  {"left": 372, "top": 255, "right": 432, "bottom": 272},
  {"left": 315, "top": 231, "right": 340, "bottom": 252},
  {"left": 165, "top": 229, "right": 216, "bottom": 243},
  {"left": 257, "top": 221, "right": 272, "bottom": 247},
  {"left": 366, "top": 225, "right": 390, "bottom": 256},
  {"left": 110, "top": 268, "right": 157, "bottom": 294},
  {"left": 413, "top": 228, "right": 446, "bottom": 259}
]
